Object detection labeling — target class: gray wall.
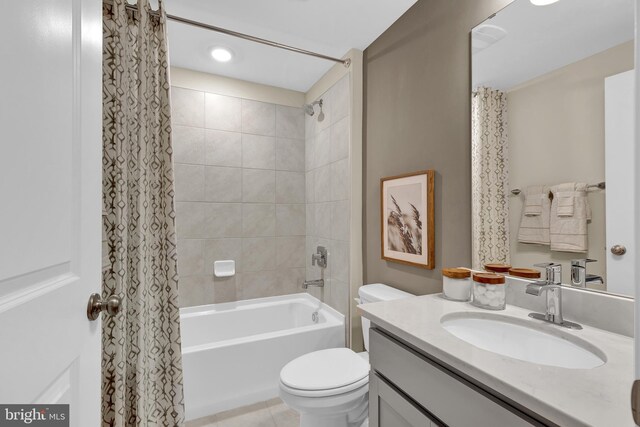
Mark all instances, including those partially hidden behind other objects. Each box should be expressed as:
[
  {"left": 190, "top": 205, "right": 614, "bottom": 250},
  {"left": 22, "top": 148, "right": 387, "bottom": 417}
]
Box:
[{"left": 363, "top": 0, "right": 512, "bottom": 295}]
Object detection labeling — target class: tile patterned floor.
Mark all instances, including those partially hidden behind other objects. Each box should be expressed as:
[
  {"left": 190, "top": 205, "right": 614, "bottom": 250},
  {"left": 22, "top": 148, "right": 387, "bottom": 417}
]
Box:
[{"left": 185, "top": 398, "right": 299, "bottom": 427}]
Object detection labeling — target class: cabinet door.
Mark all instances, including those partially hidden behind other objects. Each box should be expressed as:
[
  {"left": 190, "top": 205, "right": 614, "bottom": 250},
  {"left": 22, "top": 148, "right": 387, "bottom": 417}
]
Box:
[
  {"left": 370, "top": 329, "right": 540, "bottom": 427},
  {"left": 370, "top": 373, "right": 439, "bottom": 427}
]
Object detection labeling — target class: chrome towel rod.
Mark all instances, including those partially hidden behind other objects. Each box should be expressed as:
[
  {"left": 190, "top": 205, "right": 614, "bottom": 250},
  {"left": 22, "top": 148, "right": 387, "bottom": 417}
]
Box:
[
  {"left": 511, "top": 182, "right": 605, "bottom": 195},
  {"left": 112, "top": 1, "right": 351, "bottom": 67}
]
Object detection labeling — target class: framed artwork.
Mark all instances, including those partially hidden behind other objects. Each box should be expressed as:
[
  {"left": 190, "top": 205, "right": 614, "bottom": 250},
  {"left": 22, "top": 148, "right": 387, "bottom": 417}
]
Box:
[{"left": 381, "top": 170, "right": 435, "bottom": 269}]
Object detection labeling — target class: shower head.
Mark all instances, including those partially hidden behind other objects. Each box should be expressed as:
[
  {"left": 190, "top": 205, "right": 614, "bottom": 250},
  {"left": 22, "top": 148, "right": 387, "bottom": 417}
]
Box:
[
  {"left": 303, "top": 103, "right": 315, "bottom": 116},
  {"left": 303, "top": 99, "right": 324, "bottom": 121}
]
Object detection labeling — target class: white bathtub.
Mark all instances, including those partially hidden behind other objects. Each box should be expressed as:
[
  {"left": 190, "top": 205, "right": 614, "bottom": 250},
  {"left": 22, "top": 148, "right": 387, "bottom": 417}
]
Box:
[{"left": 180, "top": 293, "right": 345, "bottom": 421}]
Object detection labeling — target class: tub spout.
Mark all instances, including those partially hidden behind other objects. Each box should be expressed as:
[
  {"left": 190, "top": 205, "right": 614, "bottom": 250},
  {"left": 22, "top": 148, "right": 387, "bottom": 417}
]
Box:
[{"left": 303, "top": 279, "right": 324, "bottom": 289}]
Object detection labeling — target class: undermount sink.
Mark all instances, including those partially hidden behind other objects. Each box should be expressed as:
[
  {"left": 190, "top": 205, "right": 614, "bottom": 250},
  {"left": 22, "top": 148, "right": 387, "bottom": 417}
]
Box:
[{"left": 441, "top": 312, "right": 606, "bottom": 369}]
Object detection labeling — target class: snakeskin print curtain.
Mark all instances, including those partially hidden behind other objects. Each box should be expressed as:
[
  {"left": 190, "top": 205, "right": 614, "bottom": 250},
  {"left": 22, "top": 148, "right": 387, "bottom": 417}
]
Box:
[
  {"left": 102, "top": 0, "right": 185, "bottom": 425},
  {"left": 471, "top": 87, "right": 511, "bottom": 269}
]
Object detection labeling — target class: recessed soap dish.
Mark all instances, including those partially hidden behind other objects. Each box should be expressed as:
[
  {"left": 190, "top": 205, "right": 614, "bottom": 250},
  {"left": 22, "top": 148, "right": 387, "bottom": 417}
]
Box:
[{"left": 214, "top": 260, "right": 235, "bottom": 277}]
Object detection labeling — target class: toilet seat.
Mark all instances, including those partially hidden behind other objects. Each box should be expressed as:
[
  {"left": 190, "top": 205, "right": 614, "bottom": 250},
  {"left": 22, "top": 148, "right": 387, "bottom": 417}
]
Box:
[
  {"left": 280, "top": 375, "right": 369, "bottom": 398},
  {"left": 279, "top": 348, "right": 370, "bottom": 398}
]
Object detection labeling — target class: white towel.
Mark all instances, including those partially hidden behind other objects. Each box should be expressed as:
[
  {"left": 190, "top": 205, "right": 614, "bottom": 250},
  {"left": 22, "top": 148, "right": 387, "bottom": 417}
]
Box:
[
  {"left": 553, "top": 183, "right": 576, "bottom": 217},
  {"left": 517, "top": 185, "right": 550, "bottom": 245},
  {"left": 550, "top": 183, "right": 591, "bottom": 252},
  {"left": 523, "top": 185, "right": 544, "bottom": 216}
]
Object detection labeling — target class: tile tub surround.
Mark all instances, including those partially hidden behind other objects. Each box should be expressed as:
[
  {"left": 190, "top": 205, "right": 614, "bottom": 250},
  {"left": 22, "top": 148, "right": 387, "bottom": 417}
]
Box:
[
  {"left": 359, "top": 294, "right": 634, "bottom": 427},
  {"left": 171, "top": 71, "right": 354, "bottom": 319},
  {"left": 172, "top": 86, "right": 306, "bottom": 307},
  {"left": 305, "top": 74, "right": 352, "bottom": 317}
]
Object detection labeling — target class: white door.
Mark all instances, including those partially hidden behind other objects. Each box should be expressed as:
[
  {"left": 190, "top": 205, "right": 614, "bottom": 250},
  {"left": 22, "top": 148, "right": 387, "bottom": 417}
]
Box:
[
  {"left": 0, "top": 0, "right": 102, "bottom": 426},
  {"left": 604, "top": 70, "right": 636, "bottom": 297}
]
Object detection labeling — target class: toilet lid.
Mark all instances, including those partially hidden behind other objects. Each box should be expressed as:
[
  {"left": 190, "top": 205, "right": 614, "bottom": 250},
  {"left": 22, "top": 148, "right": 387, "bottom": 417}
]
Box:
[{"left": 280, "top": 348, "right": 370, "bottom": 391}]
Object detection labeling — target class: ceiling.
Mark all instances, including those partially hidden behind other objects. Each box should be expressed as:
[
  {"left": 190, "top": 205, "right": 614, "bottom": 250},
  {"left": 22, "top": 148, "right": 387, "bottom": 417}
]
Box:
[
  {"left": 165, "top": 0, "right": 417, "bottom": 92},
  {"left": 472, "top": 0, "right": 634, "bottom": 91}
]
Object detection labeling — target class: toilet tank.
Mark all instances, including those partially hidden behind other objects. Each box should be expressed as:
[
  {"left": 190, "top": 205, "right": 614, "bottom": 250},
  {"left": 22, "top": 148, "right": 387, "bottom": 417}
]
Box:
[{"left": 358, "top": 284, "right": 414, "bottom": 351}]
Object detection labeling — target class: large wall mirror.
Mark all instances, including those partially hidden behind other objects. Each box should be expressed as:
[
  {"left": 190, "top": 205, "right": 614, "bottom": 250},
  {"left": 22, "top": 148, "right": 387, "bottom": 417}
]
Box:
[{"left": 471, "top": 0, "right": 635, "bottom": 297}]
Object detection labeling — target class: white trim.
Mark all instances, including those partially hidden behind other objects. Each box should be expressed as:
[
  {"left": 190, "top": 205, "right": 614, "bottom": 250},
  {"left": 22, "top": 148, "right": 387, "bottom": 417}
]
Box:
[
  {"left": 77, "top": 0, "right": 103, "bottom": 423},
  {"left": 347, "top": 49, "right": 365, "bottom": 351},
  {"left": 634, "top": 0, "right": 640, "bottom": 379}
]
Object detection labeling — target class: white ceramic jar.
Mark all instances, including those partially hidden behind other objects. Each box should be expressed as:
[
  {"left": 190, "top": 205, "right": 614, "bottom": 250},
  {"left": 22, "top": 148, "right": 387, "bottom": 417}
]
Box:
[
  {"left": 471, "top": 273, "right": 506, "bottom": 310},
  {"left": 442, "top": 268, "right": 472, "bottom": 301}
]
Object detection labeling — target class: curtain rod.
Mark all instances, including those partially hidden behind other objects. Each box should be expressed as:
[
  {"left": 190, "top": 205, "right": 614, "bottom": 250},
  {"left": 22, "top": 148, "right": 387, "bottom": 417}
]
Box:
[{"left": 115, "top": 1, "right": 351, "bottom": 67}]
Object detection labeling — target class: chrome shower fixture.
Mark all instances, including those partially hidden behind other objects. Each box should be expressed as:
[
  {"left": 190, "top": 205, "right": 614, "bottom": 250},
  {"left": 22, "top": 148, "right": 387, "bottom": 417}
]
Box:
[
  {"left": 303, "top": 103, "right": 315, "bottom": 116},
  {"left": 303, "top": 99, "right": 325, "bottom": 122}
]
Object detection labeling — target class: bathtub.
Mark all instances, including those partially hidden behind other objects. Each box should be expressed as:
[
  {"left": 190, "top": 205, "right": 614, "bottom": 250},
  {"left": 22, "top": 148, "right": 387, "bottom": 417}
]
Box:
[{"left": 180, "top": 293, "right": 345, "bottom": 421}]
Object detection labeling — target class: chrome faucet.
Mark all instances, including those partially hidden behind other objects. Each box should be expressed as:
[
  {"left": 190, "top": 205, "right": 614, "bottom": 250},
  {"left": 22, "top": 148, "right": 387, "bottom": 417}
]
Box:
[
  {"left": 526, "top": 262, "right": 582, "bottom": 330},
  {"left": 303, "top": 246, "right": 327, "bottom": 289},
  {"left": 302, "top": 279, "right": 324, "bottom": 289},
  {"left": 570, "top": 259, "right": 602, "bottom": 288}
]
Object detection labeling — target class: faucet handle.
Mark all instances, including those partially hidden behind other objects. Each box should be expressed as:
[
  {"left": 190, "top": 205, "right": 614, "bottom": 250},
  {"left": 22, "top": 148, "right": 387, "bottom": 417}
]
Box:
[
  {"left": 534, "top": 262, "right": 560, "bottom": 268},
  {"left": 311, "top": 246, "right": 328, "bottom": 269},
  {"left": 534, "top": 262, "right": 562, "bottom": 285},
  {"left": 570, "top": 259, "right": 596, "bottom": 268}
]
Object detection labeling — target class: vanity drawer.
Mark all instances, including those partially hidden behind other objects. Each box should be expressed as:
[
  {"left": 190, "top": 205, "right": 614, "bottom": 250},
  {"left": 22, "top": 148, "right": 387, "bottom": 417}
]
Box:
[
  {"left": 369, "top": 328, "right": 542, "bottom": 427},
  {"left": 370, "top": 372, "right": 443, "bottom": 427}
]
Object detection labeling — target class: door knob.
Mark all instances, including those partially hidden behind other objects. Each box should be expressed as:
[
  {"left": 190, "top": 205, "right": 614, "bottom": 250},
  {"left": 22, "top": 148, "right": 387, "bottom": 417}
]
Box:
[
  {"left": 611, "top": 245, "right": 627, "bottom": 256},
  {"left": 87, "top": 293, "right": 122, "bottom": 321}
]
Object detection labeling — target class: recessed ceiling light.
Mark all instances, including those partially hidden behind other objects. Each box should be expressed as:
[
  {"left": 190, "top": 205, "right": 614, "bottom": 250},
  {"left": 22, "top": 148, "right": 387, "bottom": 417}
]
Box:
[
  {"left": 211, "top": 47, "right": 233, "bottom": 63},
  {"left": 530, "top": 0, "right": 560, "bottom": 5}
]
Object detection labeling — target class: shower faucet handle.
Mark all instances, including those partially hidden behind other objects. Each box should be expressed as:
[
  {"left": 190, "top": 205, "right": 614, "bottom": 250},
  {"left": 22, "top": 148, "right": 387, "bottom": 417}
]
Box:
[{"left": 311, "top": 246, "right": 328, "bottom": 269}]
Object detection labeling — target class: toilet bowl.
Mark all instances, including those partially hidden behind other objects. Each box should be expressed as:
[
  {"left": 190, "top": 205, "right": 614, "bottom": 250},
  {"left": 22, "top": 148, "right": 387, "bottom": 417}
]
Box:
[
  {"left": 279, "top": 348, "right": 369, "bottom": 427},
  {"left": 278, "top": 284, "right": 414, "bottom": 427}
]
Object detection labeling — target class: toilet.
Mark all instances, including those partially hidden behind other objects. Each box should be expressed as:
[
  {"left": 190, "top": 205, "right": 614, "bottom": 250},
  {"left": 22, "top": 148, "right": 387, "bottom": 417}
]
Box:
[{"left": 279, "top": 284, "right": 414, "bottom": 427}]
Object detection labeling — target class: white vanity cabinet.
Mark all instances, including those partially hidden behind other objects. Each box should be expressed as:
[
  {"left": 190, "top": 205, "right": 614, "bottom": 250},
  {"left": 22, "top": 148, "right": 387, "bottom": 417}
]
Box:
[{"left": 368, "top": 328, "right": 549, "bottom": 427}]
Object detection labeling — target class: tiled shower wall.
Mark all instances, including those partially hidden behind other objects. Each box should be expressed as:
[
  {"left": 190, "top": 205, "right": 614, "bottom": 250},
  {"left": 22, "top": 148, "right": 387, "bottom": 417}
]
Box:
[
  {"left": 305, "top": 75, "right": 351, "bottom": 316},
  {"left": 171, "top": 86, "right": 306, "bottom": 307}
]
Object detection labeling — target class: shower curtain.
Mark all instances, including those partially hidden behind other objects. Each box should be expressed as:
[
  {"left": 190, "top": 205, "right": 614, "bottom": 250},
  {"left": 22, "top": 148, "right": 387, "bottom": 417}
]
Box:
[
  {"left": 102, "top": 0, "right": 184, "bottom": 425},
  {"left": 471, "top": 87, "right": 511, "bottom": 269}
]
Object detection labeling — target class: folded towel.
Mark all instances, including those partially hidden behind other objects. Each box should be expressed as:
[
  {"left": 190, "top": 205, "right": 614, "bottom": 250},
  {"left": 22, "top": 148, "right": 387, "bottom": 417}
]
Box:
[
  {"left": 550, "top": 183, "right": 590, "bottom": 252},
  {"left": 518, "top": 185, "right": 551, "bottom": 245},
  {"left": 523, "top": 185, "right": 544, "bottom": 216},
  {"left": 554, "top": 183, "right": 576, "bottom": 217}
]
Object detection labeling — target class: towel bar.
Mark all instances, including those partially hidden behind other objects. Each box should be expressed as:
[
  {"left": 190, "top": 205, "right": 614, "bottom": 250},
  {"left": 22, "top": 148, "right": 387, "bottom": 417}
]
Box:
[{"left": 510, "top": 182, "right": 605, "bottom": 196}]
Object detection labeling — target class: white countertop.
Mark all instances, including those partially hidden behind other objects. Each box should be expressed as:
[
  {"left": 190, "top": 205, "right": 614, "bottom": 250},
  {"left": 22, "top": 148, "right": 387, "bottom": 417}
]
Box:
[{"left": 358, "top": 294, "right": 634, "bottom": 427}]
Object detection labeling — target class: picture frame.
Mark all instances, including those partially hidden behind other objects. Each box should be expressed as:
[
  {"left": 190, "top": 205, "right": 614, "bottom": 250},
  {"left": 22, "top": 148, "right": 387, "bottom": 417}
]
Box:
[{"left": 380, "top": 170, "right": 435, "bottom": 269}]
